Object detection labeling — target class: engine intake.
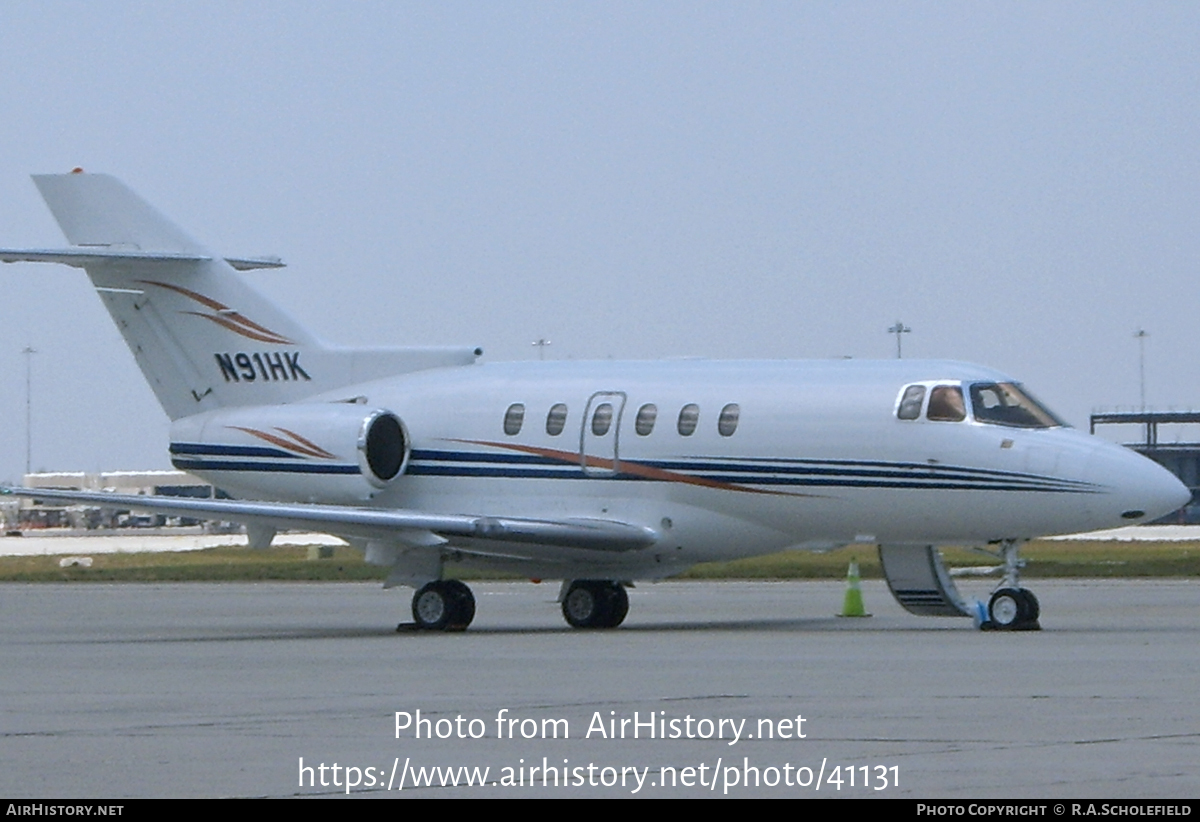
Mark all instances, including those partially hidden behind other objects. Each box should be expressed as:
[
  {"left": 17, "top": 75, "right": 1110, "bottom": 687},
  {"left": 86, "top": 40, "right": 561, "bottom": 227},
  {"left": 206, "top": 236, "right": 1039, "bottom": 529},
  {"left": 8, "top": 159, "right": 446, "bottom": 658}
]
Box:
[{"left": 170, "top": 403, "right": 410, "bottom": 502}]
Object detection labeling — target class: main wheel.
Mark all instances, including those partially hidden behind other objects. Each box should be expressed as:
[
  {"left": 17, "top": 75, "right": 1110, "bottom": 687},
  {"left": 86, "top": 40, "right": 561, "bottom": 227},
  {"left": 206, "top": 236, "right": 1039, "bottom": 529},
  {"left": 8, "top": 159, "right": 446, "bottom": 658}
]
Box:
[
  {"left": 442, "top": 579, "right": 476, "bottom": 631},
  {"left": 562, "top": 580, "right": 628, "bottom": 628},
  {"left": 413, "top": 582, "right": 451, "bottom": 629},
  {"left": 412, "top": 581, "right": 476, "bottom": 631},
  {"left": 563, "top": 581, "right": 602, "bottom": 628},
  {"left": 600, "top": 583, "right": 629, "bottom": 628}
]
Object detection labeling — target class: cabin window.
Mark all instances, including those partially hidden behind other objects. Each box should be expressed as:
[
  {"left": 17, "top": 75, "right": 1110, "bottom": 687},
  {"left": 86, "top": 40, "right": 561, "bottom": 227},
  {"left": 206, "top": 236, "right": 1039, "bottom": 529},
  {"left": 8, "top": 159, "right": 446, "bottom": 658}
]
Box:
[
  {"left": 635, "top": 403, "right": 657, "bottom": 436},
  {"left": 546, "top": 403, "right": 568, "bottom": 436},
  {"left": 897, "top": 385, "right": 925, "bottom": 420},
  {"left": 926, "top": 386, "right": 966, "bottom": 422},
  {"left": 503, "top": 403, "right": 525, "bottom": 435},
  {"left": 677, "top": 404, "right": 700, "bottom": 436},
  {"left": 969, "top": 382, "right": 1065, "bottom": 429},
  {"left": 718, "top": 403, "right": 740, "bottom": 436},
  {"left": 591, "top": 403, "right": 614, "bottom": 436}
]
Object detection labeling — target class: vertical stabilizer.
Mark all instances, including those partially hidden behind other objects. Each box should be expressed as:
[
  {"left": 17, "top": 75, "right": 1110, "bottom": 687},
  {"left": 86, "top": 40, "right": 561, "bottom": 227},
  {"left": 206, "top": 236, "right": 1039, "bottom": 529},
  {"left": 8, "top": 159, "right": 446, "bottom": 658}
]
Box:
[
  {"left": 33, "top": 173, "right": 205, "bottom": 253},
  {"left": 3, "top": 172, "right": 480, "bottom": 420}
]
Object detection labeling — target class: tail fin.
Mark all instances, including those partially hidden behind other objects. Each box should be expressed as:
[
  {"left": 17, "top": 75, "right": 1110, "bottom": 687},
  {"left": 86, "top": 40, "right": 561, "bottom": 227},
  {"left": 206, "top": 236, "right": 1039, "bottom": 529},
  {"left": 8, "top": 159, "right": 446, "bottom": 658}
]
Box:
[
  {"left": 32, "top": 172, "right": 207, "bottom": 253},
  {"left": 2, "top": 172, "right": 479, "bottom": 420}
]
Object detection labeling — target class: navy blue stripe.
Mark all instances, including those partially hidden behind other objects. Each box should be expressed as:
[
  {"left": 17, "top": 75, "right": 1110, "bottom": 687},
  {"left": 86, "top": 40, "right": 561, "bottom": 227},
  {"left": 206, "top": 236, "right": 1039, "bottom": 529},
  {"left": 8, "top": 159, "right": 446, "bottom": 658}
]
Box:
[
  {"left": 171, "top": 442, "right": 301, "bottom": 460},
  {"left": 410, "top": 449, "right": 556, "bottom": 466},
  {"left": 410, "top": 449, "right": 1099, "bottom": 491},
  {"left": 409, "top": 465, "right": 584, "bottom": 479},
  {"left": 410, "top": 461, "right": 1080, "bottom": 490},
  {"left": 405, "top": 464, "right": 1093, "bottom": 492},
  {"left": 638, "top": 458, "right": 1095, "bottom": 488},
  {"left": 172, "top": 458, "right": 360, "bottom": 475},
  {"left": 416, "top": 447, "right": 1084, "bottom": 484},
  {"left": 688, "top": 468, "right": 1071, "bottom": 486}
]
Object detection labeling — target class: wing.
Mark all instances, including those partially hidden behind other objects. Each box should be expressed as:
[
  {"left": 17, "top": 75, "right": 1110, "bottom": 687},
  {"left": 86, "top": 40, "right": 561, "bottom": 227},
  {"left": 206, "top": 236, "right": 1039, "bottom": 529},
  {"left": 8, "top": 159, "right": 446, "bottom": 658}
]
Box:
[{"left": 1, "top": 487, "right": 658, "bottom": 552}]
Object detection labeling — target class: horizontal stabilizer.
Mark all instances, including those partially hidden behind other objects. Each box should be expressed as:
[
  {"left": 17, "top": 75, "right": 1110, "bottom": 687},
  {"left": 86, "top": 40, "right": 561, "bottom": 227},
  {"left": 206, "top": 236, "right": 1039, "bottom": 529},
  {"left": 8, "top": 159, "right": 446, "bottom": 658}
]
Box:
[
  {"left": 0, "top": 248, "right": 209, "bottom": 267},
  {"left": 2, "top": 487, "right": 660, "bottom": 552},
  {"left": 0, "top": 248, "right": 284, "bottom": 270},
  {"left": 224, "top": 256, "right": 285, "bottom": 270}
]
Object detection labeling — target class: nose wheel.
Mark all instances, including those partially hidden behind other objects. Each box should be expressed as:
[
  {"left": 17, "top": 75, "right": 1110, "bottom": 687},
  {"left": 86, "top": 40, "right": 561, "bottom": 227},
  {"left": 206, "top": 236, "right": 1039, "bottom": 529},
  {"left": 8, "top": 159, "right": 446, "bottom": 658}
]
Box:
[
  {"left": 561, "top": 580, "right": 629, "bottom": 628},
  {"left": 980, "top": 540, "right": 1041, "bottom": 631},
  {"left": 409, "top": 580, "right": 476, "bottom": 631},
  {"left": 983, "top": 587, "right": 1040, "bottom": 630}
]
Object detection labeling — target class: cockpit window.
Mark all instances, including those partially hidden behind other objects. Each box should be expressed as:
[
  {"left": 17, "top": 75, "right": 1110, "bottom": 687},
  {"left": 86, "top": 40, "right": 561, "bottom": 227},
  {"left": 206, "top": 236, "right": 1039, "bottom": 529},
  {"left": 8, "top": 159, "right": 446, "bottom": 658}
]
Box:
[
  {"left": 897, "top": 385, "right": 926, "bottom": 420},
  {"left": 969, "top": 383, "right": 1066, "bottom": 429},
  {"left": 926, "top": 386, "right": 966, "bottom": 422}
]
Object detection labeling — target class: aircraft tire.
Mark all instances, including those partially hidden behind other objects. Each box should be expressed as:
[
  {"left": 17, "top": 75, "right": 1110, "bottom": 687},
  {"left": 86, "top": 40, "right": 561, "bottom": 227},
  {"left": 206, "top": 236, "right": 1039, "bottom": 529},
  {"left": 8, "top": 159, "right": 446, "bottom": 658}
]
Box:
[
  {"left": 563, "top": 581, "right": 601, "bottom": 628},
  {"left": 412, "top": 581, "right": 476, "bottom": 631},
  {"left": 987, "top": 588, "right": 1024, "bottom": 629},
  {"left": 987, "top": 587, "right": 1041, "bottom": 630},
  {"left": 443, "top": 580, "right": 476, "bottom": 631},
  {"left": 1017, "top": 588, "right": 1040, "bottom": 623},
  {"left": 601, "top": 583, "right": 629, "bottom": 628},
  {"left": 562, "top": 580, "right": 626, "bottom": 629}
]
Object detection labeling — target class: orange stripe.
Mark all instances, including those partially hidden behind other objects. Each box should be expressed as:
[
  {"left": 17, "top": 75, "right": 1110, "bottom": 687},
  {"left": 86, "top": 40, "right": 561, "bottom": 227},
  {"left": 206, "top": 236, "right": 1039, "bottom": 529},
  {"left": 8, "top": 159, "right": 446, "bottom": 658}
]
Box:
[
  {"left": 229, "top": 426, "right": 332, "bottom": 459},
  {"left": 141, "top": 280, "right": 296, "bottom": 344},
  {"left": 183, "top": 312, "right": 295, "bottom": 345},
  {"left": 138, "top": 279, "right": 228, "bottom": 310},
  {"left": 446, "top": 438, "right": 821, "bottom": 498},
  {"left": 274, "top": 427, "right": 336, "bottom": 459}
]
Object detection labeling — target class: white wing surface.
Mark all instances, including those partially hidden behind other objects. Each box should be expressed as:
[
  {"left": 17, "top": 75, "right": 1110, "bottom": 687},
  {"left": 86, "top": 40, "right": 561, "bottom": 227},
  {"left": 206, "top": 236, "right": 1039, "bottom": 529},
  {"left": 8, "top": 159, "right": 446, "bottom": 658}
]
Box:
[{"left": 1, "top": 487, "right": 658, "bottom": 552}]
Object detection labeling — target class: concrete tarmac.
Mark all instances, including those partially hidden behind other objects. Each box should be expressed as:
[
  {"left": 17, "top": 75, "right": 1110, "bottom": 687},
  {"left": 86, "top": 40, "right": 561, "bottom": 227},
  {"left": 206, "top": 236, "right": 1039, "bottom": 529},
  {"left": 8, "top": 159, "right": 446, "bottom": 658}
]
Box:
[{"left": 1, "top": 578, "right": 1197, "bottom": 798}]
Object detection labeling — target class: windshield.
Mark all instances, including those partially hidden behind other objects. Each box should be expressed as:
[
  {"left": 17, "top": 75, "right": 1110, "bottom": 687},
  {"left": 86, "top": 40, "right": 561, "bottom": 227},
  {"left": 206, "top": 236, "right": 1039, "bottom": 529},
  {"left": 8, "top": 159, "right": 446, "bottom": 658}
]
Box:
[{"left": 968, "top": 382, "right": 1066, "bottom": 429}]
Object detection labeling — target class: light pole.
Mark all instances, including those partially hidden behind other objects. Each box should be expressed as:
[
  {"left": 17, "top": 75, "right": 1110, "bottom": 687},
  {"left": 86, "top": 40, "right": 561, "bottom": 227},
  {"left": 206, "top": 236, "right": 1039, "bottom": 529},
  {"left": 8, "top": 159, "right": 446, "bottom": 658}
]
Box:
[
  {"left": 887, "top": 321, "right": 911, "bottom": 359},
  {"left": 1134, "top": 329, "right": 1148, "bottom": 412},
  {"left": 22, "top": 346, "right": 36, "bottom": 477},
  {"left": 532, "top": 338, "right": 551, "bottom": 361}
]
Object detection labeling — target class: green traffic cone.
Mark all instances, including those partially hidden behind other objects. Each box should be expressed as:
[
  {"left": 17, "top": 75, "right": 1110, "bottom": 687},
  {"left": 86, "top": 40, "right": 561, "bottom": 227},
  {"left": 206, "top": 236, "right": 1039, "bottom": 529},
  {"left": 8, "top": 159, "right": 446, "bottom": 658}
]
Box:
[{"left": 839, "top": 559, "right": 871, "bottom": 617}]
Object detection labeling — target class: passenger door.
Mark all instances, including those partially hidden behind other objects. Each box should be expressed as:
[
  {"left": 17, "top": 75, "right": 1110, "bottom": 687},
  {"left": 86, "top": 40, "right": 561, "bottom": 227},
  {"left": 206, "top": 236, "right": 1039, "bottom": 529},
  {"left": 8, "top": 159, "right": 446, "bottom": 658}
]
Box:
[{"left": 580, "top": 391, "right": 627, "bottom": 477}]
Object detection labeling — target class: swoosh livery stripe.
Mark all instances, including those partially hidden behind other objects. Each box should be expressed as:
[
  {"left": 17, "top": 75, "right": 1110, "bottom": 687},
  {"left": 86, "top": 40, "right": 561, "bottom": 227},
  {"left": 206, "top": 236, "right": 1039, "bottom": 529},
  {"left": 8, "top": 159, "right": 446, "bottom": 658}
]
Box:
[
  {"left": 181, "top": 311, "right": 294, "bottom": 344},
  {"left": 137, "top": 280, "right": 296, "bottom": 344},
  {"left": 440, "top": 440, "right": 822, "bottom": 497},
  {"left": 227, "top": 426, "right": 337, "bottom": 459},
  {"left": 408, "top": 441, "right": 1102, "bottom": 495}
]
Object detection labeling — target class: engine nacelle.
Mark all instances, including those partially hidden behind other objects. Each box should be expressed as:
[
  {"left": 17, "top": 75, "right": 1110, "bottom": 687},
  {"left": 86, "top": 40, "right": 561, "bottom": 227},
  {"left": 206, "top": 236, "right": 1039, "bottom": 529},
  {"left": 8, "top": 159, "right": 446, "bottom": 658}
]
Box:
[{"left": 169, "top": 403, "right": 409, "bottom": 503}]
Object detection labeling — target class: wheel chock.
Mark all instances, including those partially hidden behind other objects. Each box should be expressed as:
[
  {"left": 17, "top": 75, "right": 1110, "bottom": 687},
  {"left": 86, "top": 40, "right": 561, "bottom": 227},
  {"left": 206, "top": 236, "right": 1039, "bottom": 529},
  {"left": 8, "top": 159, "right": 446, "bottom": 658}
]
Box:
[{"left": 838, "top": 559, "right": 871, "bottom": 617}]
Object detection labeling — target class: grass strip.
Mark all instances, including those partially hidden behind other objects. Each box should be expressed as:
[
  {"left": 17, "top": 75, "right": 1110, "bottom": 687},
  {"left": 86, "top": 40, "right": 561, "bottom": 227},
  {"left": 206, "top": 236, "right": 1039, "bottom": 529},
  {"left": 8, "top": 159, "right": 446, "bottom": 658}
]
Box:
[{"left": 1, "top": 539, "right": 1198, "bottom": 582}]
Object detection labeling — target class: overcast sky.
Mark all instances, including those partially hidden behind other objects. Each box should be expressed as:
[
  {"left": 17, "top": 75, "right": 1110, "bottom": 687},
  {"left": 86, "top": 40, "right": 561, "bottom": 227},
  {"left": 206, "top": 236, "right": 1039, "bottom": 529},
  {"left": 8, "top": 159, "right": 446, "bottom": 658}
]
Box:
[{"left": 1, "top": 2, "right": 1197, "bottom": 481}]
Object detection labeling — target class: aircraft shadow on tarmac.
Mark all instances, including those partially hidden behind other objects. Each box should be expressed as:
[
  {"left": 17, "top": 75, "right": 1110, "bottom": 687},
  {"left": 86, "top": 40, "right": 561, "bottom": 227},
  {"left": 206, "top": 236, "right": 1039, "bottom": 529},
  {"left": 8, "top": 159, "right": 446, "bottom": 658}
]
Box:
[{"left": 52, "top": 615, "right": 976, "bottom": 644}]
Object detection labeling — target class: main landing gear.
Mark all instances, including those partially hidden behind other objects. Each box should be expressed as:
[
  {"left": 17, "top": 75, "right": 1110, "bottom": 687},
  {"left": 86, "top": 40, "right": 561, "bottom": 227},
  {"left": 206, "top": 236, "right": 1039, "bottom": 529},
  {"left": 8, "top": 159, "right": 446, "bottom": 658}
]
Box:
[
  {"left": 980, "top": 539, "right": 1041, "bottom": 631},
  {"left": 561, "top": 580, "right": 629, "bottom": 629},
  {"left": 403, "top": 578, "right": 630, "bottom": 632},
  {"left": 410, "top": 580, "right": 476, "bottom": 631}
]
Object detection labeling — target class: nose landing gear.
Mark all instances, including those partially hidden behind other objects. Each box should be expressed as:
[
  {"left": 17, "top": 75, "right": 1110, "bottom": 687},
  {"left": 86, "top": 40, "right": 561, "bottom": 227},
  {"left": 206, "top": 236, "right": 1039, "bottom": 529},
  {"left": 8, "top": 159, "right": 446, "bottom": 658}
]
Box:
[{"left": 980, "top": 540, "right": 1041, "bottom": 631}]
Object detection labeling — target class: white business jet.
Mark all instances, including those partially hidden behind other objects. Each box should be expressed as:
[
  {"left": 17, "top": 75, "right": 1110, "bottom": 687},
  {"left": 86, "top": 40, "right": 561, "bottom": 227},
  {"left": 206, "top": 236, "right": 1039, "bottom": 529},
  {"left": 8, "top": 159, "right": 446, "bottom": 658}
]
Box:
[{"left": 1, "top": 172, "right": 1188, "bottom": 631}]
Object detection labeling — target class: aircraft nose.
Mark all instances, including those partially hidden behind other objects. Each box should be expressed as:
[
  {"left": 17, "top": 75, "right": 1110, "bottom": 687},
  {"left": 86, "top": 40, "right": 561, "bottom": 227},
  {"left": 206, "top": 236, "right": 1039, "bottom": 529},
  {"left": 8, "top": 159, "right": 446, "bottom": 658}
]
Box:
[{"left": 1097, "top": 445, "right": 1192, "bottom": 523}]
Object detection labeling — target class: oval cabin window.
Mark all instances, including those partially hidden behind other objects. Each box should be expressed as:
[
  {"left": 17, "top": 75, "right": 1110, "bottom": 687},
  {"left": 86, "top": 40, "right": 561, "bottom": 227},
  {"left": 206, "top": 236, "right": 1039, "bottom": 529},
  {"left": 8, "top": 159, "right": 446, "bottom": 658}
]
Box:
[
  {"left": 591, "top": 403, "right": 614, "bottom": 436},
  {"left": 503, "top": 403, "right": 525, "bottom": 435},
  {"left": 677, "top": 404, "right": 699, "bottom": 436},
  {"left": 718, "top": 403, "right": 740, "bottom": 437},
  {"left": 635, "top": 403, "right": 657, "bottom": 436},
  {"left": 546, "top": 403, "right": 568, "bottom": 436}
]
